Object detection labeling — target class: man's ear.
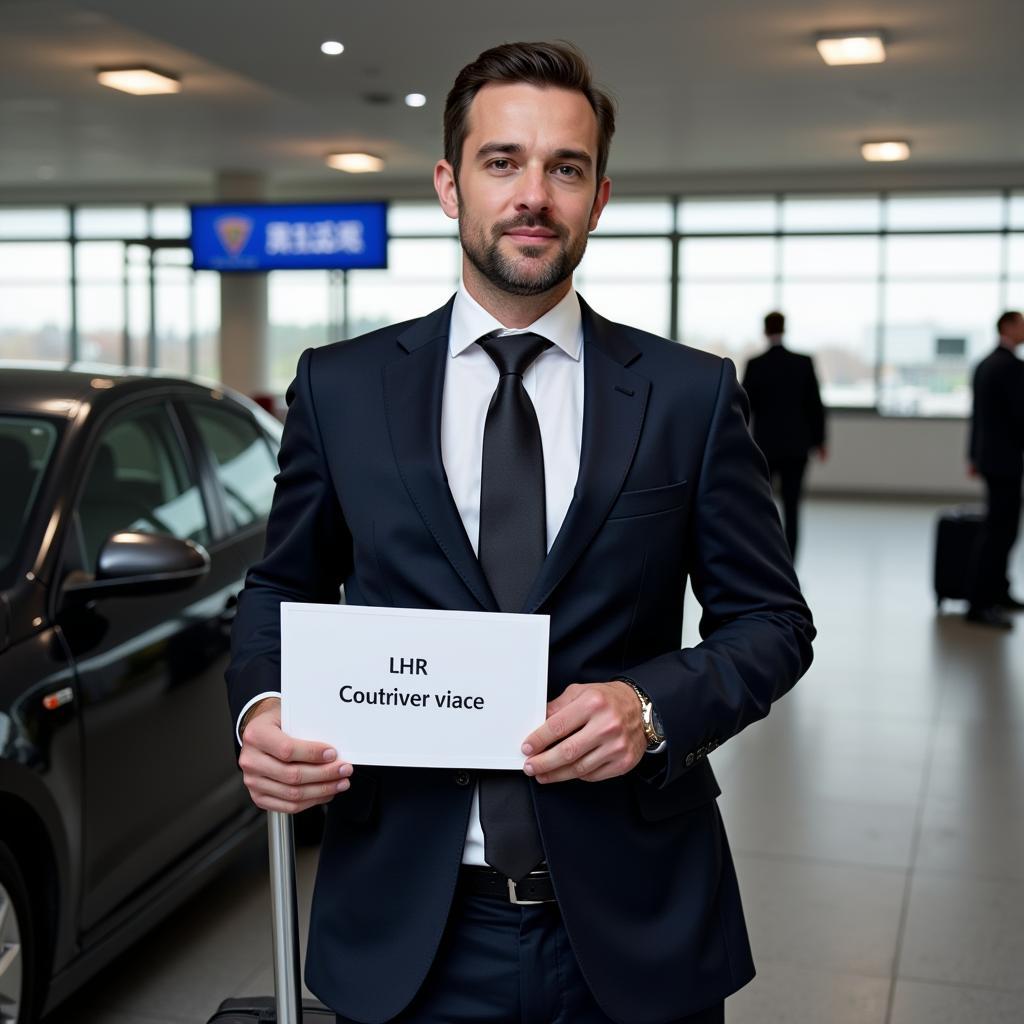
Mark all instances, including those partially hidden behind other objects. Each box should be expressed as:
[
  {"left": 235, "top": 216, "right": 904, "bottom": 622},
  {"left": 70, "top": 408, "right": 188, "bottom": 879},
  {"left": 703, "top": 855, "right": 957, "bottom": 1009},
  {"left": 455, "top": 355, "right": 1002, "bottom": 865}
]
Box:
[
  {"left": 588, "top": 176, "right": 612, "bottom": 233},
  {"left": 434, "top": 160, "right": 460, "bottom": 220}
]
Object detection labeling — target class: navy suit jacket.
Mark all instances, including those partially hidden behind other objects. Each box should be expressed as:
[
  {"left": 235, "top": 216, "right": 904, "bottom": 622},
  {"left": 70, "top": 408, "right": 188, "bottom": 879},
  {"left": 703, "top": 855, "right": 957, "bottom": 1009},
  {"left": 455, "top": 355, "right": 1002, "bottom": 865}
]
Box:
[{"left": 227, "top": 296, "right": 815, "bottom": 1024}]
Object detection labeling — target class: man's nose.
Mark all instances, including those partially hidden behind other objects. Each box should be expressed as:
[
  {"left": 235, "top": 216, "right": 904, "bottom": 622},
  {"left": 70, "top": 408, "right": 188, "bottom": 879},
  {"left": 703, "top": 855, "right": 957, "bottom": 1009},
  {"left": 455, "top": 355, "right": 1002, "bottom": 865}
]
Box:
[{"left": 513, "top": 164, "right": 552, "bottom": 213}]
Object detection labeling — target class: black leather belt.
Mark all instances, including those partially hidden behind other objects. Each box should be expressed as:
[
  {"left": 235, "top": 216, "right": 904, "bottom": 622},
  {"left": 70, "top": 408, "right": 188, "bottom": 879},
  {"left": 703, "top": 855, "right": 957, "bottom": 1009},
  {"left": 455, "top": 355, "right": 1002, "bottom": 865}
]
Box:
[{"left": 460, "top": 866, "right": 557, "bottom": 905}]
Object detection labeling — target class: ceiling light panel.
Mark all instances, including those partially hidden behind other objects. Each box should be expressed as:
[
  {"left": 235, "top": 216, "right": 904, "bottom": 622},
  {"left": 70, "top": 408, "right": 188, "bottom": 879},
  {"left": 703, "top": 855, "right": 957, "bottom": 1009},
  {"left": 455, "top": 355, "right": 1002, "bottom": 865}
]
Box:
[
  {"left": 326, "top": 152, "right": 384, "bottom": 173},
  {"left": 96, "top": 67, "right": 181, "bottom": 95},
  {"left": 816, "top": 32, "right": 887, "bottom": 66},
  {"left": 861, "top": 141, "right": 910, "bottom": 162}
]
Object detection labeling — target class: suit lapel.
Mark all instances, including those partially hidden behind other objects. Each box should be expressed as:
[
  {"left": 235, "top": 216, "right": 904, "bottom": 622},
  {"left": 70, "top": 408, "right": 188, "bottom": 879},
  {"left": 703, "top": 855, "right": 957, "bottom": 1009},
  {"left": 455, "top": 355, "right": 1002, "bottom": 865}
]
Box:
[
  {"left": 522, "top": 298, "right": 650, "bottom": 614},
  {"left": 383, "top": 298, "right": 498, "bottom": 612}
]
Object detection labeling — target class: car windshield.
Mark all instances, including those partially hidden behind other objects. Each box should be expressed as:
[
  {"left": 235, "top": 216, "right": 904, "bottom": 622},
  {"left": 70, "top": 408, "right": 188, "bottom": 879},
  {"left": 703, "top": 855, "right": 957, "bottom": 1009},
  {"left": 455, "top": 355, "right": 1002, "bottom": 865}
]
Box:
[{"left": 0, "top": 416, "right": 60, "bottom": 589}]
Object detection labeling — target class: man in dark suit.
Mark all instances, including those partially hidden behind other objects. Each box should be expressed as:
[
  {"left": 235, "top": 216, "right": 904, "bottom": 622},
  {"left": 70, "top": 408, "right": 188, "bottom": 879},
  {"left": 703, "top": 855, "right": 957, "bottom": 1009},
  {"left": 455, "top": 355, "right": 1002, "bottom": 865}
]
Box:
[
  {"left": 227, "top": 42, "right": 814, "bottom": 1024},
  {"left": 965, "top": 310, "right": 1024, "bottom": 629},
  {"left": 741, "top": 311, "right": 827, "bottom": 557}
]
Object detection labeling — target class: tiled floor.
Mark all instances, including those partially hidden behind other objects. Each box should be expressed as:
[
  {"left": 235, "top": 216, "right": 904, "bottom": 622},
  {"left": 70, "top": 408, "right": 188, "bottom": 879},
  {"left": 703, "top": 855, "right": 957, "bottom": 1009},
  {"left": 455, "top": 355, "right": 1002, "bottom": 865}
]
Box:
[{"left": 44, "top": 500, "right": 1024, "bottom": 1023}]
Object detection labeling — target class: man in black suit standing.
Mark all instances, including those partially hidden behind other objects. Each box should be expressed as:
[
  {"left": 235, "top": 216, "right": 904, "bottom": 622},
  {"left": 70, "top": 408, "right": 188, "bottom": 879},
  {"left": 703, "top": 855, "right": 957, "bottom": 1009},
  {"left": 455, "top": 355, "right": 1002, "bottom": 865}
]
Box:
[
  {"left": 741, "top": 311, "right": 827, "bottom": 557},
  {"left": 965, "top": 310, "right": 1024, "bottom": 628},
  {"left": 227, "top": 42, "right": 814, "bottom": 1023}
]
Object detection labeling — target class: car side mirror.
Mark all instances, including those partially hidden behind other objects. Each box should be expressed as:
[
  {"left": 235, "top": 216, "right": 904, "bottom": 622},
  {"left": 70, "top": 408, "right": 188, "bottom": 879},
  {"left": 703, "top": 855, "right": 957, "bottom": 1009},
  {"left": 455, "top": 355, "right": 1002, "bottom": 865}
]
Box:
[{"left": 64, "top": 531, "right": 210, "bottom": 600}]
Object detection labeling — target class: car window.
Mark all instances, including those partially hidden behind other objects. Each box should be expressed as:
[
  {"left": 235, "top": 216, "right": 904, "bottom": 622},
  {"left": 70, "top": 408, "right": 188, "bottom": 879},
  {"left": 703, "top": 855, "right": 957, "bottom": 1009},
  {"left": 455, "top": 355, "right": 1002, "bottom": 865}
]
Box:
[
  {"left": 190, "top": 403, "right": 277, "bottom": 531},
  {"left": 0, "top": 416, "right": 60, "bottom": 589},
  {"left": 76, "top": 405, "right": 210, "bottom": 570}
]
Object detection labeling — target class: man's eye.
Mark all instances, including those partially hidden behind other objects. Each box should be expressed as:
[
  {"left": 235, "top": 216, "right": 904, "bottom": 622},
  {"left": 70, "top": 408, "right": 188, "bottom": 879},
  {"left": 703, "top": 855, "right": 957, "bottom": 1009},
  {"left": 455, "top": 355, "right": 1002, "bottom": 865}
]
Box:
[
  {"left": 555, "top": 165, "right": 581, "bottom": 177},
  {"left": 490, "top": 159, "right": 512, "bottom": 170}
]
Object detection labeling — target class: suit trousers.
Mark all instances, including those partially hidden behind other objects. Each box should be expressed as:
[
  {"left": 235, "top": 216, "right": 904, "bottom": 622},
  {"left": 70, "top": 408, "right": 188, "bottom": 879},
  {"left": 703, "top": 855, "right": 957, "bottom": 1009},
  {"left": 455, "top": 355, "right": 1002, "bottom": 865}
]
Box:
[
  {"left": 334, "top": 883, "right": 725, "bottom": 1024},
  {"left": 968, "top": 472, "right": 1023, "bottom": 608},
  {"left": 766, "top": 456, "right": 808, "bottom": 558}
]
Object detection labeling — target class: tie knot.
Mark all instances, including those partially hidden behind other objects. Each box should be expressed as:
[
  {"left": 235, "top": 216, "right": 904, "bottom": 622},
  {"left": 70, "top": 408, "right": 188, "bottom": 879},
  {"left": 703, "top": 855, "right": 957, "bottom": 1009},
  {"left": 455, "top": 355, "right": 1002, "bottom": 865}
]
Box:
[{"left": 477, "top": 332, "right": 552, "bottom": 378}]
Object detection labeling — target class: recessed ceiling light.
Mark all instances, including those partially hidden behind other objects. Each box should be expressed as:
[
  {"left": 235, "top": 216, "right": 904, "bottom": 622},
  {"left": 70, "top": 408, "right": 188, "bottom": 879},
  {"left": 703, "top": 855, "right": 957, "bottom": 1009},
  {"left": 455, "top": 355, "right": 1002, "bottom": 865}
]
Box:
[
  {"left": 96, "top": 66, "right": 181, "bottom": 95},
  {"left": 321, "top": 40, "right": 344, "bottom": 56},
  {"left": 404, "top": 93, "right": 427, "bottom": 108},
  {"left": 816, "top": 31, "right": 887, "bottom": 66},
  {"left": 326, "top": 152, "right": 384, "bottom": 173},
  {"left": 861, "top": 140, "right": 910, "bottom": 162}
]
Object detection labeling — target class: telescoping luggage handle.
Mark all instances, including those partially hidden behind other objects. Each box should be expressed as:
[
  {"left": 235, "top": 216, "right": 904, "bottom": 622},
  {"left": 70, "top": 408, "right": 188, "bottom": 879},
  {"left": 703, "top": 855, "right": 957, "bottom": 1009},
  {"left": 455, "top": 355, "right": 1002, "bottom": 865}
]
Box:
[{"left": 268, "top": 810, "right": 303, "bottom": 1024}]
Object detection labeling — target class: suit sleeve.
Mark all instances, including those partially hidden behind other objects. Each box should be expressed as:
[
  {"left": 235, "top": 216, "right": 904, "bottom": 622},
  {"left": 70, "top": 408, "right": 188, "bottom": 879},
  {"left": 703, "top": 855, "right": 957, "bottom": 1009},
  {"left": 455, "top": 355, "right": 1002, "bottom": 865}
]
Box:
[
  {"left": 624, "top": 359, "right": 815, "bottom": 788},
  {"left": 225, "top": 347, "right": 353, "bottom": 730},
  {"left": 806, "top": 356, "right": 826, "bottom": 449}
]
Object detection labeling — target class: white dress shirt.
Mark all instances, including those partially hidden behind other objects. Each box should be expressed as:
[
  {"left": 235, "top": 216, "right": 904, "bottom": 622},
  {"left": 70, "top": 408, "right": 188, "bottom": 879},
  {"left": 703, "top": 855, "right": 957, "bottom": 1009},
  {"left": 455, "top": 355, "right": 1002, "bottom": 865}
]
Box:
[{"left": 443, "top": 284, "right": 585, "bottom": 865}]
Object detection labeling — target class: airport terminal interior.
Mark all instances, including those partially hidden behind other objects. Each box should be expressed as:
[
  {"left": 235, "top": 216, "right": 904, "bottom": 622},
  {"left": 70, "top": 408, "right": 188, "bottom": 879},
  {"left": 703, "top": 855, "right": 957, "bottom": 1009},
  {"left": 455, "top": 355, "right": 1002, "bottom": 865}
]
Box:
[{"left": 2, "top": 1, "right": 1023, "bottom": 1022}]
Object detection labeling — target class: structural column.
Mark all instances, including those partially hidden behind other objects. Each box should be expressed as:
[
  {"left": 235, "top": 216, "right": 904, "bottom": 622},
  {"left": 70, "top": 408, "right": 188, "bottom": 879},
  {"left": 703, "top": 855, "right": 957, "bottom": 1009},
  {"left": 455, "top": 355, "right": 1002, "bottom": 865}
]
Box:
[{"left": 216, "top": 171, "right": 269, "bottom": 396}]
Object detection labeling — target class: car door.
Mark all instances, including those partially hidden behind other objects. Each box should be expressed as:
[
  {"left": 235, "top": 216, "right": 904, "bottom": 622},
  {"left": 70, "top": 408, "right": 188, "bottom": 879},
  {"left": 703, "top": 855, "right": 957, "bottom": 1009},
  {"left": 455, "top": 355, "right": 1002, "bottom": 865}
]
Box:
[{"left": 57, "top": 395, "right": 250, "bottom": 930}]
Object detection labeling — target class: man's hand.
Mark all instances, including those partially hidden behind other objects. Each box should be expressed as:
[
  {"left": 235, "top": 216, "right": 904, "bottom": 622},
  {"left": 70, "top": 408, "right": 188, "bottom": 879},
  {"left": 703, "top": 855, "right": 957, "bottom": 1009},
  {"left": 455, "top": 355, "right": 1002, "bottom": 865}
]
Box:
[
  {"left": 238, "top": 697, "right": 353, "bottom": 813},
  {"left": 521, "top": 682, "right": 647, "bottom": 784}
]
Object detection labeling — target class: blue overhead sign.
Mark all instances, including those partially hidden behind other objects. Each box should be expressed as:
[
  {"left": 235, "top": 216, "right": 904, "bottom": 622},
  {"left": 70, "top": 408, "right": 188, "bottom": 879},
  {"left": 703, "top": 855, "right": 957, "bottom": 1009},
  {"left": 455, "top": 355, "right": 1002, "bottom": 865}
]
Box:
[{"left": 190, "top": 202, "right": 388, "bottom": 271}]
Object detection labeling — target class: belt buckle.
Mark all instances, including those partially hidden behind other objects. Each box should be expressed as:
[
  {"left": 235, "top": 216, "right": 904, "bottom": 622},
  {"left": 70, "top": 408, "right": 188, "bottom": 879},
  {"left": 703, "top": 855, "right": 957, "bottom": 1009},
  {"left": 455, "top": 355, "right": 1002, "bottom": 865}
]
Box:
[{"left": 506, "top": 877, "right": 545, "bottom": 906}]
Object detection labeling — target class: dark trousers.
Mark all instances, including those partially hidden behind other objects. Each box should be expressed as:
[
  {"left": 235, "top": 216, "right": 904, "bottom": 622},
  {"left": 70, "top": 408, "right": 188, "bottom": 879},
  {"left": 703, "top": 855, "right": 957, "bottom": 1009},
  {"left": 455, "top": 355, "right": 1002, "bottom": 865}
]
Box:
[
  {"left": 968, "top": 472, "right": 1023, "bottom": 608},
  {"left": 767, "top": 456, "right": 808, "bottom": 558},
  {"left": 335, "top": 886, "right": 725, "bottom": 1024}
]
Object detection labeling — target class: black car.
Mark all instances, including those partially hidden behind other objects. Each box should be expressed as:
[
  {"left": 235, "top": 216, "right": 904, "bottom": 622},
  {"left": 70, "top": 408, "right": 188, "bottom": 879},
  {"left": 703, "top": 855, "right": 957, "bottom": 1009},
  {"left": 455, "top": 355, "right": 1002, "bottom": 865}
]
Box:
[{"left": 0, "top": 365, "right": 285, "bottom": 1023}]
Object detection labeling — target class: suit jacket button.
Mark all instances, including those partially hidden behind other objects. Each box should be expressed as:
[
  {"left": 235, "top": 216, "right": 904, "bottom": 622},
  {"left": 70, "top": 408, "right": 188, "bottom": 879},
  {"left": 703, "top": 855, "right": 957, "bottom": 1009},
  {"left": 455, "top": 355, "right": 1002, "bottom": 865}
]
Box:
[
  {"left": 684, "top": 753, "right": 696, "bottom": 768},
  {"left": 454, "top": 771, "right": 470, "bottom": 786}
]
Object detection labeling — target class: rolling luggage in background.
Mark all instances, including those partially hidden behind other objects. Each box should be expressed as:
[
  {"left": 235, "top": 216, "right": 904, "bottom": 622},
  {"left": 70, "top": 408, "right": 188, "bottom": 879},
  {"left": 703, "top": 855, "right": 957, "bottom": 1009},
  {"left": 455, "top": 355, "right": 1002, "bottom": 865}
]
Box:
[
  {"left": 934, "top": 506, "right": 984, "bottom": 608},
  {"left": 207, "top": 812, "right": 333, "bottom": 1023}
]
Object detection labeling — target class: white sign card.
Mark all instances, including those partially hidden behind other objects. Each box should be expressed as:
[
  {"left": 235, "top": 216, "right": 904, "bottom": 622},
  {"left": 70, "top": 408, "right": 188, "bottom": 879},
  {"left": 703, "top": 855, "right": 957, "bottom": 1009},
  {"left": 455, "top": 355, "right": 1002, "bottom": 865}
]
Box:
[{"left": 281, "top": 603, "right": 550, "bottom": 770}]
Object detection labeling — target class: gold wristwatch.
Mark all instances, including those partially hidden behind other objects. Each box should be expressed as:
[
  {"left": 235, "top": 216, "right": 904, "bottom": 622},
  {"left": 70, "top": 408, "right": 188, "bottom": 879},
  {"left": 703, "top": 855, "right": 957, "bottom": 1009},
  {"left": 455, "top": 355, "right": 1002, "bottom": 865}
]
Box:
[{"left": 629, "top": 683, "right": 665, "bottom": 750}]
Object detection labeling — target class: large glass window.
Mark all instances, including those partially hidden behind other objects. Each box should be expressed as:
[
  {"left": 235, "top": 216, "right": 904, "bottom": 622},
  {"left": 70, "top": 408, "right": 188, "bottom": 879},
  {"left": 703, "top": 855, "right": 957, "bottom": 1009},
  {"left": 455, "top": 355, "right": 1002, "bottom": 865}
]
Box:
[
  {"left": 680, "top": 237, "right": 776, "bottom": 363},
  {"left": 778, "top": 236, "right": 880, "bottom": 407},
  {"left": 268, "top": 270, "right": 332, "bottom": 391},
  {"left": 0, "top": 241, "right": 72, "bottom": 362},
  {"left": 576, "top": 238, "right": 672, "bottom": 337},
  {"left": 678, "top": 196, "right": 776, "bottom": 233},
  {"left": 75, "top": 205, "right": 148, "bottom": 239},
  {"left": 0, "top": 207, "right": 69, "bottom": 239},
  {"left": 881, "top": 233, "right": 1004, "bottom": 415},
  {"left": 2, "top": 194, "right": 1023, "bottom": 417},
  {"left": 77, "top": 241, "right": 125, "bottom": 364},
  {"left": 348, "top": 237, "right": 459, "bottom": 339}
]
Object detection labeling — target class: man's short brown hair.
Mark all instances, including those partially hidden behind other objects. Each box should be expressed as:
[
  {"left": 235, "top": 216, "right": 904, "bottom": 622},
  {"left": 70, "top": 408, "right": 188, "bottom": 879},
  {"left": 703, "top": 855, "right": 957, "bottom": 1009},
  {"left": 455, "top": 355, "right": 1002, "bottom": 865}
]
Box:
[
  {"left": 443, "top": 41, "right": 616, "bottom": 186},
  {"left": 997, "top": 310, "right": 1023, "bottom": 334},
  {"left": 764, "top": 311, "right": 786, "bottom": 335}
]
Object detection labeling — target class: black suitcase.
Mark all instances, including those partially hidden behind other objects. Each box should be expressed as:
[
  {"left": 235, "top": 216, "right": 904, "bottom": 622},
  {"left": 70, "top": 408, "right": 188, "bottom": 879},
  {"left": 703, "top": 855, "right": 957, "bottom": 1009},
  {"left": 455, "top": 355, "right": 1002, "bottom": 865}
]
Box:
[
  {"left": 208, "top": 813, "right": 332, "bottom": 1023},
  {"left": 934, "top": 506, "right": 984, "bottom": 607}
]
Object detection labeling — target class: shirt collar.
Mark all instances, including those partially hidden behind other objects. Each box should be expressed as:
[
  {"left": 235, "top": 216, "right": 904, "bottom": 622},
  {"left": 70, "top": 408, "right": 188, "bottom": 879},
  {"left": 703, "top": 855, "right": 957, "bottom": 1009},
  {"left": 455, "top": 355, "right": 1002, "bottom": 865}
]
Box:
[{"left": 449, "top": 283, "right": 582, "bottom": 360}]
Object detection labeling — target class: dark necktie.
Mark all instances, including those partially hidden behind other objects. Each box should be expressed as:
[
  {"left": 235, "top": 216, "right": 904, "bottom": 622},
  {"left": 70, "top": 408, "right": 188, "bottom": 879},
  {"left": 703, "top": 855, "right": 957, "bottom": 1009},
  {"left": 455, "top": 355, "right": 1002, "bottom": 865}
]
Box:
[{"left": 476, "top": 330, "right": 551, "bottom": 881}]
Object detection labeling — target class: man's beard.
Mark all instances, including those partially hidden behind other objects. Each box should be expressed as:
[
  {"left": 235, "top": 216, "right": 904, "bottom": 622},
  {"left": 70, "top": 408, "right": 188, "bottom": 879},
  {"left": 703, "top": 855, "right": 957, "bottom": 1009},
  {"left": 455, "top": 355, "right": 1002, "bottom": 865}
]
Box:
[{"left": 460, "top": 212, "right": 588, "bottom": 296}]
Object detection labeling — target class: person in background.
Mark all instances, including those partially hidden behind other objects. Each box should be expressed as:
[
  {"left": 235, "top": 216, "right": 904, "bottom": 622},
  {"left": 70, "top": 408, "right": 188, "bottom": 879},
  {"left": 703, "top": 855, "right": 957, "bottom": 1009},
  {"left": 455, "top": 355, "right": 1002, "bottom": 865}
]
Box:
[
  {"left": 965, "top": 310, "right": 1024, "bottom": 629},
  {"left": 741, "top": 311, "right": 827, "bottom": 557}
]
